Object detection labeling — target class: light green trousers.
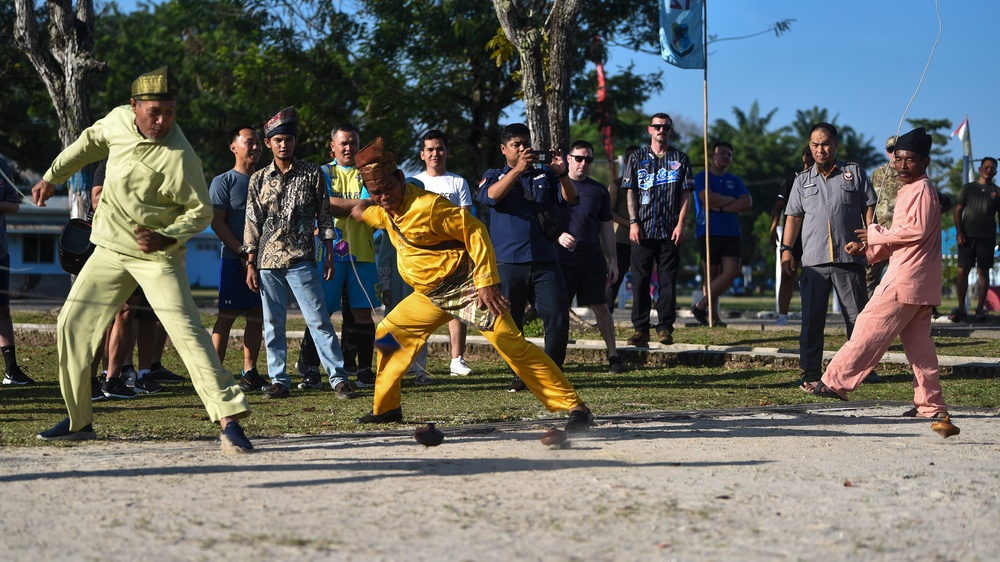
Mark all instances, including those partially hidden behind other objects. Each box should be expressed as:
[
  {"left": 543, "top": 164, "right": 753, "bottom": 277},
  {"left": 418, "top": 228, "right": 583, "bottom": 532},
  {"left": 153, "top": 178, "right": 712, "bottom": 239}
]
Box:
[{"left": 57, "top": 246, "right": 250, "bottom": 431}]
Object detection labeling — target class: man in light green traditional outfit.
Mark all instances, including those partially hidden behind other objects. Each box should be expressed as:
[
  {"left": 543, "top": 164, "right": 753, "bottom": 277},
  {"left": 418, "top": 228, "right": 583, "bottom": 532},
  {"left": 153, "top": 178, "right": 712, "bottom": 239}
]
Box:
[{"left": 31, "top": 67, "right": 254, "bottom": 452}]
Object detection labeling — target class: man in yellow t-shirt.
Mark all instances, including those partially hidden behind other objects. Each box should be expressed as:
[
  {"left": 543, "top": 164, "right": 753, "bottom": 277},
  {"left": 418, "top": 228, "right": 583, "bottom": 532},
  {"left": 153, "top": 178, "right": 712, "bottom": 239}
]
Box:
[
  {"left": 297, "top": 123, "right": 380, "bottom": 390},
  {"left": 348, "top": 137, "right": 593, "bottom": 432}
]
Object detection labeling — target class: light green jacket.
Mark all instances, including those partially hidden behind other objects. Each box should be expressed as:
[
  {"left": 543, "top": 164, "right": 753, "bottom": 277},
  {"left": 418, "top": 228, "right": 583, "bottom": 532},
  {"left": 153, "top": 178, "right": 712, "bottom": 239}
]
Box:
[{"left": 43, "top": 105, "right": 211, "bottom": 261}]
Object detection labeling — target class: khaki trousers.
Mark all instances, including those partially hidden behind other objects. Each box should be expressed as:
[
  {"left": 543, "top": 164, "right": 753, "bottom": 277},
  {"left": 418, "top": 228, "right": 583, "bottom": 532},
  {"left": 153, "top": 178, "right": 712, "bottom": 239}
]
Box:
[{"left": 57, "top": 246, "right": 250, "bottom": 431}]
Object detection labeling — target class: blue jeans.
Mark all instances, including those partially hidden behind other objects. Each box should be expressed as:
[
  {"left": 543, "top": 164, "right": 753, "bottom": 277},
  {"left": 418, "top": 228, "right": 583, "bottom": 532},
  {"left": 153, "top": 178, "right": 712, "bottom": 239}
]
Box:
[
  {"left": 497, "top": 261, "right": 569, "bottom": 368},
  {"left": 258, "top": 261, "right": 349, "bottom": 389}
]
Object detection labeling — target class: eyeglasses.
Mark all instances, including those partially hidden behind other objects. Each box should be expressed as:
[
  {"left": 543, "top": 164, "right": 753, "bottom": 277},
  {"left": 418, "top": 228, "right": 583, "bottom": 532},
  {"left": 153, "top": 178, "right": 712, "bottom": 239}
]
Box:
[
  {"left": 568, "top": 155, "right": 594, "bottom": 163},
  {"left": 649, "top": 123, "right": 672, "bottom": 131}
]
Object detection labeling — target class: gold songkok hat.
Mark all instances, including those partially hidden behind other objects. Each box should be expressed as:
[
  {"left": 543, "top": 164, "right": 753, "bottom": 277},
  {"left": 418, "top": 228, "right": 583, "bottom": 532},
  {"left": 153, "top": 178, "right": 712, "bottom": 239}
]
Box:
[
  {"left": 263, "top": 106, "right": 298, "bottom": 138},
  {"left": 131, "top": 66, "right": 180, "bottom": 101},
  {"left": 355, "top": 137, "right": 398, "bottom": 183}
]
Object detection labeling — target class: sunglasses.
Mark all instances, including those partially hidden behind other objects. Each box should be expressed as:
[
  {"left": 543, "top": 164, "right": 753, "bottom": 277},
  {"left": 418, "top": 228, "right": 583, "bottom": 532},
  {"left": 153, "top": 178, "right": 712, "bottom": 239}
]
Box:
[
  {"left": 568, "top": 155, "right": 594, "bottom": 163},
  {"left": 649, "top": 123, "right": 672, "bottom": 131}
]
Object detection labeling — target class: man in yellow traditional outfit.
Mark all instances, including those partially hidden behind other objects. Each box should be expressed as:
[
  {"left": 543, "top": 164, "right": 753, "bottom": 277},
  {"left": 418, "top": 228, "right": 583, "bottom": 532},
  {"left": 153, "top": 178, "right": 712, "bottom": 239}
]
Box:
[
  {"left": 349, "top": 137, "right": 593, "bottom": 431},
  {"left": 31, "top": 67, "right": 253, "bottom": 452}
]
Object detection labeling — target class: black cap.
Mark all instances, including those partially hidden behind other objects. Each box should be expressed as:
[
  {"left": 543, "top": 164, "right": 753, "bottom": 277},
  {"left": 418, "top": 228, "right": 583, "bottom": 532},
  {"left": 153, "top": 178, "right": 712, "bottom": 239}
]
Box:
[{"left": 893, "top": 127, "right": 932, "bottom": 158}]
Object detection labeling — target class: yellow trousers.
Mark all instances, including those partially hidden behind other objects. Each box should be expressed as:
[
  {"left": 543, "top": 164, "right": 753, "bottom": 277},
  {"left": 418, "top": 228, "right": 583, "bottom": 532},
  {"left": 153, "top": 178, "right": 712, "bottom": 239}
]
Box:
[
  {"left": 372, "top": 291, "right": 583, "bottom": 414},
  {"left": 57, "top": 246, "right": 250, "bottom": 431}
]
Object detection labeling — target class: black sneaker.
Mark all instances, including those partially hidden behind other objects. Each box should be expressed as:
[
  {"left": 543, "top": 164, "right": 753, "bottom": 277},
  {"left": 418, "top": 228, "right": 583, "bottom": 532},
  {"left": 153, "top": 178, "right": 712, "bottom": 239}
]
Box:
[
  {"left": 121, "top": 366, "right": 138, "bottom": 388},
  {"left": 298, "top": 372, "right": 323, "bottom": 390},
  {"left": 91, "top": 377, "right": 106, "bottom": 401},
  {"left": 355, "top": 407, "right": 403, "bottom": 423},
  {"left": 356, "top": 368, "right": 376, "bottom": 388},
  {"left": 37, "top": 417, "right": 96, "bottom": 441},
  {"left": 507, "top": 375, "right": 527, "bottom": 392},
  {"left": 296, "top": 358, "right": 320, "bottom": 377},
  {"left": 2, "top": 365, "right": 34, "bottom": 385},
  {"left": 149, "top": 366, "right": 185, "bottom": 383},
  {"left": 334, "top": 381, "right": 356, "bottom": 399},
  {"left": 565, "top": 408, "right": 595, "bottom": 433},
  {"left": 691, "top": 305, "right": 709, "bottom": 326},
  {"left": 239, "top": 368, "right": 268, "bottom": 393},
  {"left": 220, "top": 421, "right": 254, "bottom": 453},
  {"left": 262, "top": 383, "right": 290, "bottom": 399},
  {"left": 608, "top": 356, "right": 627, "bottom": 373},
  {"left": 102, "top": 377, "right": 137, "bottom": 399},
  {"left": 133, "top": 375, "right": 164, "bottom": 394}
]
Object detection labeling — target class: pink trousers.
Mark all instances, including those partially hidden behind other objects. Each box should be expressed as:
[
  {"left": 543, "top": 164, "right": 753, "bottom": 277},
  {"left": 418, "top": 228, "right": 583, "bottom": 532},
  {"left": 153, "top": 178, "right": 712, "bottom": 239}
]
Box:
[{"left": 822, "top": 295, "right": 947, "bottom": 417}]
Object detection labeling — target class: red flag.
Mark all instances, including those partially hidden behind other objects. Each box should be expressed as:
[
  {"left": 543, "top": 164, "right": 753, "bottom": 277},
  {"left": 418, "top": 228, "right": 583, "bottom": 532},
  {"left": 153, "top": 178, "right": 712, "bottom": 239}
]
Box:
[{"left": 595, "top": 60, "right": 616, "bottom": 177}]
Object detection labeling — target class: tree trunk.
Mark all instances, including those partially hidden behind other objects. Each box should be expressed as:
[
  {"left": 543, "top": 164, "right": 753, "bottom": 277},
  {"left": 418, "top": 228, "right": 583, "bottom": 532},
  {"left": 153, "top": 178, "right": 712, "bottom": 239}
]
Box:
[
  {"left": 545, "top": 0, "right": 583, "bottom": 151},
  {"left": 13, "top": 0, "right": 105, "bottom": 217},
  {"left": 493, "top": 0, "right": 550, "bottom": 150},
  {"left": 493, "top": 0, "right": 584, "bottom": 152}
]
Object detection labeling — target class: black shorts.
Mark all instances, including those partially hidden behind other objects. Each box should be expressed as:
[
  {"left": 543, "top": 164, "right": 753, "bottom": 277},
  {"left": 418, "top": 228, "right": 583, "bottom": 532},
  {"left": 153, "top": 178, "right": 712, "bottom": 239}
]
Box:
[
  {"left": 696, "top": 236, "right": 742, "bottom": 265},
  {"left": 0, "top": 254, "right": 9, "bottom": 306},
  {"left": 957, "top": 236, "right": 996, "bottom": 269},
  {"left": 127, "top": 286, "right": 159, "bottom": 322},
  {"left": 559, "top": 251, "right": 608, "bottom": 306}
]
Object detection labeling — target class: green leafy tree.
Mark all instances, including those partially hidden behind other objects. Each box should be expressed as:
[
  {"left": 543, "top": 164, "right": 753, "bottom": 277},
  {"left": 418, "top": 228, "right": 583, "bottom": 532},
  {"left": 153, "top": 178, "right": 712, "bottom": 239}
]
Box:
[
  {"left": 92, "top": 0, "right": 363, "bottom": 176},
  {"left": 0, "top": 1, "right": 61, "bottom": 177},
  {"left": 355, "top": 0, "right": 520, "bottom": 182},
  {"left": 790, "top": 106, "right": 879, "bottom": 167}
]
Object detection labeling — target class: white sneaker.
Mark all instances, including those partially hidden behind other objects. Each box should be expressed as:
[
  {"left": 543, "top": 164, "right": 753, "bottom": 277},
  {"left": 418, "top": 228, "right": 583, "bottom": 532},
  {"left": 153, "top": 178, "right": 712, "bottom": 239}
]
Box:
[
  {"left": 450, "top": 357, "right": 473, "bottom": 376},
  {"left": 775, "top": 315, "right": 789, "bottom": 326}
]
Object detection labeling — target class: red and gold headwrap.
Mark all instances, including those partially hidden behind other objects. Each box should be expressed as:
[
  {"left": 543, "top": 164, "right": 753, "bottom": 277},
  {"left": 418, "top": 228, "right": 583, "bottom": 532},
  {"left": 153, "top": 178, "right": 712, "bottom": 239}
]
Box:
[{"left": 355, "top": 137, "right": 398, "bottom": 183}]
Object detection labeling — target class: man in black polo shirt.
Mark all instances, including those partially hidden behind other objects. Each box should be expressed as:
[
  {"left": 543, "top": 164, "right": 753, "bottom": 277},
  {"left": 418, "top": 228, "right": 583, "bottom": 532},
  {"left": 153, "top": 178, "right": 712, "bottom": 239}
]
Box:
[{"left": 953, "top": 157, "right": 1000, "bottom": 321}]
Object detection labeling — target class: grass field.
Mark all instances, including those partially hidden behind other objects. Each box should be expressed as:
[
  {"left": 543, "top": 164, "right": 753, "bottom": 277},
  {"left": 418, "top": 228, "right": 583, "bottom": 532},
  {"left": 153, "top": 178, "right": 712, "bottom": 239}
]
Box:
[{"left": 3, "top": 304, "right": 998, "bottom": 445}]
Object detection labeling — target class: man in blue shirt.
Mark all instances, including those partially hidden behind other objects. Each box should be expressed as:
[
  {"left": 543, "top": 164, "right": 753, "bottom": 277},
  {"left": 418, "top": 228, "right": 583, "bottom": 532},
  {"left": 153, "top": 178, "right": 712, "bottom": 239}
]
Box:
[
  {"left": 477, "top": 123, "right": 577, "bottom": 391},
  {"left": 691, "top": 141, "right": 751, "bottom": 326}
]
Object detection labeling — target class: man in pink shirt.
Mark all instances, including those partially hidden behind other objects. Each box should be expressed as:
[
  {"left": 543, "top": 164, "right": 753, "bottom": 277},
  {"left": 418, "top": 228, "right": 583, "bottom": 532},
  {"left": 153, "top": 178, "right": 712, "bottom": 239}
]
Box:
[{"left": 801, "top": 127, "right": 949, "bottom": 418}]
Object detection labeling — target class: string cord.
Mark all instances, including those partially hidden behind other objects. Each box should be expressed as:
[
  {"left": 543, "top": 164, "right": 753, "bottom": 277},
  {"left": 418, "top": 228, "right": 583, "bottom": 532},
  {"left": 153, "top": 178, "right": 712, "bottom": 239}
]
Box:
[{"left": 875, "top": 0, "right": 942, "bottom": 218}]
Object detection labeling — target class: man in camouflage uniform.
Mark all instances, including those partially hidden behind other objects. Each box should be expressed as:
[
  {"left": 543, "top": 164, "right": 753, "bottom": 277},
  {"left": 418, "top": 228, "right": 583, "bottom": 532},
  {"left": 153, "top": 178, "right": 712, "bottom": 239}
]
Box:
[{"left": 867, "top": 135, "right": 904, "bottom": 296}]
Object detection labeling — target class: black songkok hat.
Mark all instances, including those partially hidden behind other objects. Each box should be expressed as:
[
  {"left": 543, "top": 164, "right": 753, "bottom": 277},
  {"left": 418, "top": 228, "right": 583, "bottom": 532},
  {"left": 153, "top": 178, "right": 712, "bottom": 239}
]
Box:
[{"left": 893, "top": 127, "right": 932, "bottom": 158}]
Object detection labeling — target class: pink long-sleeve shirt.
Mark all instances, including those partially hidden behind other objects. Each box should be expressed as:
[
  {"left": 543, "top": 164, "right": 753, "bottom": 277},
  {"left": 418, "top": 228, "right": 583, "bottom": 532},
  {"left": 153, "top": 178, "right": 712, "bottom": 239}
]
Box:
[{"left": 865, "top": 176, "right": 942, "bottom": 305}]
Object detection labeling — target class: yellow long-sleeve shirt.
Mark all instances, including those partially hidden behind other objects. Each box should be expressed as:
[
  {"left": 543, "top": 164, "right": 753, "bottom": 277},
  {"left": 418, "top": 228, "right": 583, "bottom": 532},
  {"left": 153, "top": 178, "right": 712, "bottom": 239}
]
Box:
[
  {"left": 43, "top": 105, "right": 211, "bottom": 261},
  {"left": 361, "top": 183, "right": 499, "bottom": 293}
]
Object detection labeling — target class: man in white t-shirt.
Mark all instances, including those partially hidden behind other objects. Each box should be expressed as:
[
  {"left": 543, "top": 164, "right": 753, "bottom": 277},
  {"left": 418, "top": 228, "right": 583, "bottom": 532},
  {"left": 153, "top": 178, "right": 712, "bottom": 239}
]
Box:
[{"left": 412, "top": 129, "right": 475, "bottom": 376}]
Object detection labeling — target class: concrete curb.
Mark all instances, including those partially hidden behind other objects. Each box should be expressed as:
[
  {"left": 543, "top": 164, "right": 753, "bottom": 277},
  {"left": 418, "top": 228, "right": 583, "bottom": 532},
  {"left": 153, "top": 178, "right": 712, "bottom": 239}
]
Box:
[{"left": 17, "top": 322, "right": 1000, "bottom": 376}]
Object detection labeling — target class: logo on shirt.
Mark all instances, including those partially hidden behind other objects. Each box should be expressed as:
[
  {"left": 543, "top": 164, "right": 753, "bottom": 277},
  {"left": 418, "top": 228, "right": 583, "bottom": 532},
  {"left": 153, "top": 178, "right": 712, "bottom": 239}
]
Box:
[{"left": 843, "top": 171, "right": 854, "bottom": 182}]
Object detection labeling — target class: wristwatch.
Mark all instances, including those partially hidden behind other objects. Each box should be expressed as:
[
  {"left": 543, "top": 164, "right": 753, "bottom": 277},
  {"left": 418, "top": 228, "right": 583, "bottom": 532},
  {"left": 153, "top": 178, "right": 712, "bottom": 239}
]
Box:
[
  {"left": 628, "top": 219, "right": 639, "bottom": 225},
  {"left": 779, "top": 244, "right": 793, "bottom": 253}
]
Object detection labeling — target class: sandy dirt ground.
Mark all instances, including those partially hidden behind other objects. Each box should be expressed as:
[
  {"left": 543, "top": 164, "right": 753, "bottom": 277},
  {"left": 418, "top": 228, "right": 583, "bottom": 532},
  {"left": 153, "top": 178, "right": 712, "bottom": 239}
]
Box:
[{"left": 2, "top": 402, "right": 998, "bottom": 561}]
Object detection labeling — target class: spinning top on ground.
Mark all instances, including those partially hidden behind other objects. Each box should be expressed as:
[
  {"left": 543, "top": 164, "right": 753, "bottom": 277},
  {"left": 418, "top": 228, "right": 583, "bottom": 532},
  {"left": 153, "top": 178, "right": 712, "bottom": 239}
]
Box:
[
  {"left": 414, "top": 423, "right": 444, "bottom": 446},
  {"left": 540, "top": 428, "right": 569, "bottom": 449},
  {"left": 931, "top": 415, "right": 960, "bottom": 438}
]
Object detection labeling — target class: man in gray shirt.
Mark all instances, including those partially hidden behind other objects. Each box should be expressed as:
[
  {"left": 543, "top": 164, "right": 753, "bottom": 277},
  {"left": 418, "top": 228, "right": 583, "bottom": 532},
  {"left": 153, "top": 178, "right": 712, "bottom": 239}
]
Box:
[{"left": 780, "top": 123, "right": 878, "bottom": 385}]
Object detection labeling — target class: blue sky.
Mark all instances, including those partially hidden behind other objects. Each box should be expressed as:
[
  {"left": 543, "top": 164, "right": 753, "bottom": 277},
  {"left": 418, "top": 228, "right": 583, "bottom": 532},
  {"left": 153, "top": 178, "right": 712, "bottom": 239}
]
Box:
[
  {"left": 106, "top": 0, "right": 993, "bottom": 169},
  {"left": 608, "top": 0, "right": 995, "bottom": 168}
]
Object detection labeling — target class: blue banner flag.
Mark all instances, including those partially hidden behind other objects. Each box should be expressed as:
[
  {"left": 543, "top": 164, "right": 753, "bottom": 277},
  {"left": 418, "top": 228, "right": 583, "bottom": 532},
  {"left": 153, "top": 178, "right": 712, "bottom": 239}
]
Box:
[{"left": 659, "top": 0, "right": 705, "bottom": 69}]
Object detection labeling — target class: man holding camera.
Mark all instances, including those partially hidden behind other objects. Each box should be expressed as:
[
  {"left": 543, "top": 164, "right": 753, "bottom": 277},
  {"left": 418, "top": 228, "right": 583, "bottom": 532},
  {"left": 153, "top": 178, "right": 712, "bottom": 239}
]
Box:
[{"left": 477, "top": 123, "right": 577, "bottom": 391}]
